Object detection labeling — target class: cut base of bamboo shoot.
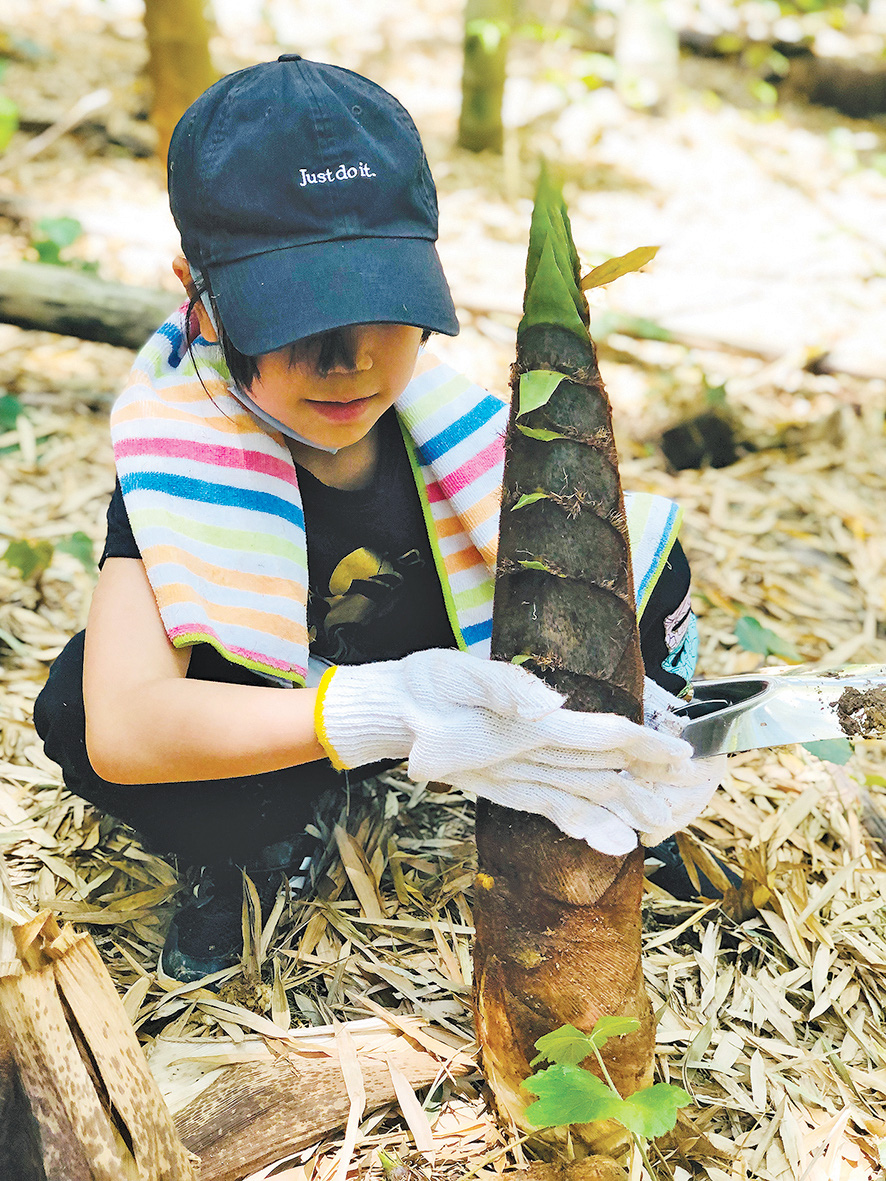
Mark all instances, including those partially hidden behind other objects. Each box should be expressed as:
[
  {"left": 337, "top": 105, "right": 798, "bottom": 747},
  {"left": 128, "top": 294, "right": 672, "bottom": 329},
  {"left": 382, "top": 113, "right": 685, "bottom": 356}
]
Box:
[{"left": 0, "top": 906, "right": 196, "bottom": 1181}]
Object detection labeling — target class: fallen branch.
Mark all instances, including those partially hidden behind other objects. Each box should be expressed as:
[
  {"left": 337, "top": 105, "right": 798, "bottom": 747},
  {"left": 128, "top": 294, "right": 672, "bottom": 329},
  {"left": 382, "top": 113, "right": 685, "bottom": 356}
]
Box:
[
  {"left": 0, "top": 90, "right": 112, "bottom": 174},
  {"left": 153, "top": 1024, "right": 475, "bottom": 1181},
  {"left": 465, "top": 306, "right": 886, "bottom": 383},
  {"left": 0, "top": 264, "right": 179, "bottom": 350}
]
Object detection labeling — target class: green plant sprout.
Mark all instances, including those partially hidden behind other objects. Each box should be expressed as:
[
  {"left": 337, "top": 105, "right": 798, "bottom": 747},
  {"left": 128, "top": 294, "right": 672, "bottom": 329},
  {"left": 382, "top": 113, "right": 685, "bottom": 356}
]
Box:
[
  {"left": 2, "top": 533, "right": 95, "bottom": 582},
  {"left": 523, "top": 1018, "right": 691, "bottom": 1171},
  {"left": 733, "top": 614, "right": 801, "bottom": 663},
  {"left": 30, "top": 216, "right": 99, "bottom": 272}
]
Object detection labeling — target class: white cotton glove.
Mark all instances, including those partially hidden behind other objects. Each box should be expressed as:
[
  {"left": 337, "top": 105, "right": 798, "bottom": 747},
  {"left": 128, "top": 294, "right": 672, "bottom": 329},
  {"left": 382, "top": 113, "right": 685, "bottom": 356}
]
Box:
[{"left": 315, "top": 650, "right": 722, "bottom": 854}]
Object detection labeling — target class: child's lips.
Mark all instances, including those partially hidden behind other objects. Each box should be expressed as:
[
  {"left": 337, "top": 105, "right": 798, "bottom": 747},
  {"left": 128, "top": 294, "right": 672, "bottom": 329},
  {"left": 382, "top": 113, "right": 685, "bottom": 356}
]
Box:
[{"left": 307, "top": 395, "right": 375, "bottom": 422}]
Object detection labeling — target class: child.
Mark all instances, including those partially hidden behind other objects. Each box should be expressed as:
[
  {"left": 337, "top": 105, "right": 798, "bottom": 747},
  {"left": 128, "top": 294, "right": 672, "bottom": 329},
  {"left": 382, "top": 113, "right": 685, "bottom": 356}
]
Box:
[{"left": 34, "top": 55, "right": 713, "bottom": 983}]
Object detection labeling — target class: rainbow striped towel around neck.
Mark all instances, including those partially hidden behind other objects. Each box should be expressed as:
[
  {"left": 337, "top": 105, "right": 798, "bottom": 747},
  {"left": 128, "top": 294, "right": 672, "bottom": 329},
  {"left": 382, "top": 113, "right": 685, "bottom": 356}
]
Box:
[
  {"left": 110, "top": 312, "right": 509, "bottom": 684},
  {"left": 111, "top": 311, "right": 682, "bottom": 686}
]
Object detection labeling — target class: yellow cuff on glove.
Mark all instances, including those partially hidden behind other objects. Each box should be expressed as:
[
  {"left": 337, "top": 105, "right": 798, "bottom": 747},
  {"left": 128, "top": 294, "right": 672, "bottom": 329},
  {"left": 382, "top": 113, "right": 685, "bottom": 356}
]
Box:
[{"left": 313, "top": 665, "right": 347, "bottom": 770}]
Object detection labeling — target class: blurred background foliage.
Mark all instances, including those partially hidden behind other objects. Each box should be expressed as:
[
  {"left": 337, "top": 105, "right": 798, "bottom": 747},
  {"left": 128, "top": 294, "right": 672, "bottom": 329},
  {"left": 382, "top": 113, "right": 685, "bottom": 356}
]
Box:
[{"left": 2, "top": 0, "right": 885, "bottom": 166}]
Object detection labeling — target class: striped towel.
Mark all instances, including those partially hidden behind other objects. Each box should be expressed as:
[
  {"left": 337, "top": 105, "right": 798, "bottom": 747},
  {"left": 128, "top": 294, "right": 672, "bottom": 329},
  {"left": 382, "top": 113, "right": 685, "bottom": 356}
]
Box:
[{"left": 111, "top": 311, "right": 682, "bottom": 685}]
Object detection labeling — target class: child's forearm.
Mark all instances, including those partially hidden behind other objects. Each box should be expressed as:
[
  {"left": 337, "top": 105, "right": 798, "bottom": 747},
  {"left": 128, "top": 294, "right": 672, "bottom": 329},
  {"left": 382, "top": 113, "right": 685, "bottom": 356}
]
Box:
[
  {"left": 86, "top": 678, "right": 325, "bottom": 784},
  {"left": 83, "top": 558, "right": 327, "bottom": 785}
]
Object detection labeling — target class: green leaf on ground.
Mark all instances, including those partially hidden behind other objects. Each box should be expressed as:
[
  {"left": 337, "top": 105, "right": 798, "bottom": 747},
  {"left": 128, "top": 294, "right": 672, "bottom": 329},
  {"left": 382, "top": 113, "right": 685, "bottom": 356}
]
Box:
[
  {"left": 0, "top": 393, "right": 25, "bottom": 431},
  {"left": 55, "top": 531, "right": 96, "bottom": 572},
  {"left": 803, "top": 738, "right": 853, "bottom": 765},
  {"left": 32, "top": 216, "right": 84, "bottom": 266},
  {"left": 511, "top": 491, "right": 549, "bottom": 511},
  {"left": 733, "top": 615, "right": 802, "bottom": 662},
  {"left": 2, "top": 538, "right": 54, "bottom": 580},
  {"left": 581, "top": 245, "right": 659, "bottom": 291},
  {"left": 524, "top": 1065, "right": 625, "bottom": 1127},
  {"left": 511, "top": 654, "right": 532, "bottom": 665},
  {"left": 518, "top": 370, "right": 563, "bottom": 418}
]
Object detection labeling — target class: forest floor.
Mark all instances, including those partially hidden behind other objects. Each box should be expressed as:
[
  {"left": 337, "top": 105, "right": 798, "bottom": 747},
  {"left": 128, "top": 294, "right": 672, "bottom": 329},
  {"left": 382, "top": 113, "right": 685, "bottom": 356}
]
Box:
[{"left": 2, "top": 0, "right": 886, "bottom": 1178}]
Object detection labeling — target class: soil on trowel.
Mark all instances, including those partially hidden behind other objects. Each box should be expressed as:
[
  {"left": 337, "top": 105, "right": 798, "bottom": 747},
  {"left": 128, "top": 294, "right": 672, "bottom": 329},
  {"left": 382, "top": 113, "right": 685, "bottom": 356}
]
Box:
[{"left": 836, "top": 687, "right": 886, "bottom": 739}]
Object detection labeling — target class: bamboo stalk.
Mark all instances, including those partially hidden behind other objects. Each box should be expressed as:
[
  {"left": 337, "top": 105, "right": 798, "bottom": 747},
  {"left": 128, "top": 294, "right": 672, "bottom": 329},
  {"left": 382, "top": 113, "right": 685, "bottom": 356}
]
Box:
[{"left": 473, "top": 175, "right": 654, "bottom": 1162}]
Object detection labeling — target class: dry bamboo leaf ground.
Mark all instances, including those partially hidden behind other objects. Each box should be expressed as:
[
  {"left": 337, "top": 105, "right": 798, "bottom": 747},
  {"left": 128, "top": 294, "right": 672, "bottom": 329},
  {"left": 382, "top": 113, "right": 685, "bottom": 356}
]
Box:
[
  {"left": 4, "top": 330, "right": 886, "bottom": 1181},
  {"left": 3, "top": 2, "right": 886, "bottom": 1178}
]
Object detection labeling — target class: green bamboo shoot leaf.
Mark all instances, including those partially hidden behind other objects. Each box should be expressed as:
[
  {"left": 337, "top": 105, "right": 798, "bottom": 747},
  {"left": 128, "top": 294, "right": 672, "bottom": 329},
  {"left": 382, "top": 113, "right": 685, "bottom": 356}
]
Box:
[
  {"left": 523, "top": 1065, "right": 624, "bottom": 1128},
  {"left": 588, "top": 1014, "right": 641, "bottom": 1050},
  {"left": 2, "top": 539, "right": 54, "bottom": 581},
  {"left": 616, "top": 1084, "right": 692, "bottom": 1138},
  {"left": 516, "top": 425, "right": 569, "bottom": 442},
  {"left": 527, "top": 202, "right": 582, "bottom": 312},
  {"left": 518, "top": 370, "right": 563, "bottom": 418},
  {"left": 581, "top": 245, "right": 659, "bottom": 292},
  {"left": 580, "top": 246, "right": 660, "bottom": 291},
  {"left": 532, "top": 1024, "right": 596, "bottom": 1067},
  {"left": 734, "top": 615, "right": 802, "bottom": 662},
  {"left": 526, "top": 165, "right": 579, "bottom": 290},
  {"left": 803, "top": 738, "right": 853, "bottom": 765},
  {"left": 511, "top": 491, "right": 549, "bottom": 511},
  {"left": 520, "top": 234, "right": 589, "bottom": 341},
  {"left": 518, "top": 559, "right": 559, "bottom": 573}
]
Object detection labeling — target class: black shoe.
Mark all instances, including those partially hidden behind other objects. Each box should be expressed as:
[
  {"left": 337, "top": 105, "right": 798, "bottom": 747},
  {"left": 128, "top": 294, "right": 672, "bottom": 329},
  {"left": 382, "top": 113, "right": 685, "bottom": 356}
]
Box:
[
  {"left": 161, "top": 835, "right": 318, "bottom": 983},
  {"left": 645, "top": 836, "right": 741, "bottom": 901}
]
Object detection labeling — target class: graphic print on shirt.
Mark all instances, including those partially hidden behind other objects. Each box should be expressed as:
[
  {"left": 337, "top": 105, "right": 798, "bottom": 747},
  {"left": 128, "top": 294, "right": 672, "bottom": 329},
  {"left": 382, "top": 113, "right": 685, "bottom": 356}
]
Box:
[
  {"left": 309, "top": 546, "right": 425, "bottom": 663},
  {"left": 661, "top": 587, "right": 698, "bottom": 685}
]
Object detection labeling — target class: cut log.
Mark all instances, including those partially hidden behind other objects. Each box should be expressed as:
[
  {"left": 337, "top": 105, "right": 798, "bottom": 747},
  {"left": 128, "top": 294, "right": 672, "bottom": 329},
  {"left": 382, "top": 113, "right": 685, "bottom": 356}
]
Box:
[
  {"left": 0, "top": 264, "right": 178, "bottom": 350},
  {"left": 473, "top": 176, "right": 652, "bottom": 1163},
  {"left": 0, "top": 873, "right": 197, "bottom": 1181},
  {"left": 156, "top": 1027, "right": 474, "bottom": 1181}
]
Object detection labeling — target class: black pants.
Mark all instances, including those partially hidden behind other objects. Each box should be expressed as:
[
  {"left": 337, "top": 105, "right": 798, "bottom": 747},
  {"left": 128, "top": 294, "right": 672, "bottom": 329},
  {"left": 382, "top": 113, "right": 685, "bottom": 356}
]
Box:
[{"left": 34, "top": 631, "right": 382, "bottom": 869}]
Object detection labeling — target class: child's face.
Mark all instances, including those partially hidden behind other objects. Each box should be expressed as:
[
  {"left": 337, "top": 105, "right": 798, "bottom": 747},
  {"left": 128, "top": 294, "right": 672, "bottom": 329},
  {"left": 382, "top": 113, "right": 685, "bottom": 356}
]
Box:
[{"left": 249, "top": 324, "right": 424, "bottom": 449}]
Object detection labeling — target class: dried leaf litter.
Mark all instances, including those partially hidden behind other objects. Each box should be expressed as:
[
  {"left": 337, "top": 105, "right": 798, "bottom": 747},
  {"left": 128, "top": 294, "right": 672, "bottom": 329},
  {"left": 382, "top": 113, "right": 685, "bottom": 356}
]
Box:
[{"left": 3, "top": 327, "right": 886, "bottom": 1181}]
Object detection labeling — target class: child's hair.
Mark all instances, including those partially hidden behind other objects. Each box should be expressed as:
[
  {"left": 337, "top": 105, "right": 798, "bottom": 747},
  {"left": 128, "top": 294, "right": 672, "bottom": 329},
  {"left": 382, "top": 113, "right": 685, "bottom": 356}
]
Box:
[{"left": 185, "top": 271, "right": 431, "bottom": 390}]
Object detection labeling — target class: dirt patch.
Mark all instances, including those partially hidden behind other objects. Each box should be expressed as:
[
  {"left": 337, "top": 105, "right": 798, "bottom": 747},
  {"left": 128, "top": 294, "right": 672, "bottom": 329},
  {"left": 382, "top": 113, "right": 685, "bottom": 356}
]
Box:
[{"left": 836, "top": 686, "right": 886, "bottom": 738}]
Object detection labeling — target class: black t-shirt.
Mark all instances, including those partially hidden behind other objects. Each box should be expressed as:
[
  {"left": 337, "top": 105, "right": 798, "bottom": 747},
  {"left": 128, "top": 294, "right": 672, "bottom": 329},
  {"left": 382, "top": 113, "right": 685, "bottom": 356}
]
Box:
[
  {"left": 295, "top": 411, "right": 456, "bottom": 665},
  {"left": 101, "top": 413, "right": 693, "bottom": 692}
]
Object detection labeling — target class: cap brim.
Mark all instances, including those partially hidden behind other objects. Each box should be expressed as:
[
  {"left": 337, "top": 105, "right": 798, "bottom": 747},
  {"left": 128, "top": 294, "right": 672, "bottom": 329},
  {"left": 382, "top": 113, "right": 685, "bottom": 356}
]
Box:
[{"left": 206, "top": 237, "right": 459, "bottom": 356}]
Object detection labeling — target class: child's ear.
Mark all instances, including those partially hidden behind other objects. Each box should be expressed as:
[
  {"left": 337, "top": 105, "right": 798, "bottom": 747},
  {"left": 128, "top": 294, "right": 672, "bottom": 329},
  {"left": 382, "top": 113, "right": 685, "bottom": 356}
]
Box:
[{"left": 172, "top": 255, "right": 218, "bottom": 342}]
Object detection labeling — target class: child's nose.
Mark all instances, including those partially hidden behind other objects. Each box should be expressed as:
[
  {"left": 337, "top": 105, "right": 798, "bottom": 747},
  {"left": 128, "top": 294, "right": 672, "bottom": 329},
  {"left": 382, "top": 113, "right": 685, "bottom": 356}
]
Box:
[{"left": 329, "top": 328, "right": 374, "bottom": 374}]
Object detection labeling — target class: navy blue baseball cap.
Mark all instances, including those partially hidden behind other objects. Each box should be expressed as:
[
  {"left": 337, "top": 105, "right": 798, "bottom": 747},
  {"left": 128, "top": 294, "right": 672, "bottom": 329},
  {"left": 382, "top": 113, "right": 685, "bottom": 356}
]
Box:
[{"left": 168, "top": 55, "right": 459, "bottom": 355}]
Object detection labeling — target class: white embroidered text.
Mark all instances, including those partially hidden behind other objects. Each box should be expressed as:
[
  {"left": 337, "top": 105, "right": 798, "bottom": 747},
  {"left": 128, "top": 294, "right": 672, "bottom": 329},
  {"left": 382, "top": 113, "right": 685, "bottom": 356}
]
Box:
[{"left": 299, "top": 162, "right": 377, "bottom": 187}]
